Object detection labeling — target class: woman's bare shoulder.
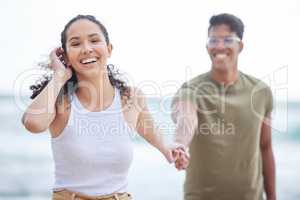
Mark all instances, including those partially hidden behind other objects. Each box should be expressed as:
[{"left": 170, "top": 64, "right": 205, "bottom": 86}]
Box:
[{"left": 122, "top": 87, "right": 146, "bottom": 111}]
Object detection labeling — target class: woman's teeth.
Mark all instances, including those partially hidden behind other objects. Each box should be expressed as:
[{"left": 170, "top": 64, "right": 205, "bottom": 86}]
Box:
[{"left": 80, "top": 58, "right": 97, "bottom": 64}]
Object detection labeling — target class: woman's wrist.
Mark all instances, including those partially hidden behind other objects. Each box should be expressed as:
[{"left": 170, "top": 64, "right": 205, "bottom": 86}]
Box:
[{"left": 53, "top": 70, "right": 68, "bottom": 85}]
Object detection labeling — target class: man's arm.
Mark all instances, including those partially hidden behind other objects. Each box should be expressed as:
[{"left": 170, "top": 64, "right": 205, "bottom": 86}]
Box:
[
  {"left": 172, "top": 100, "right": 198, "bottom": 148},
  {"left": 260, "top": 116, "right": 276, "bottom": 200}
]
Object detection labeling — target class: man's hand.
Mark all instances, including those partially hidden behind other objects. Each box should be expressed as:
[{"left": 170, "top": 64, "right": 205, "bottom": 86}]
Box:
[{"left": 171, "top": 143, "right": 190, "bottom": 170}]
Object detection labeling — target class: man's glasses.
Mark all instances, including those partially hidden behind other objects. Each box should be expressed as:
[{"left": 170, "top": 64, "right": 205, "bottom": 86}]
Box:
[{"left": 206, "top": 36, "right": 241, "bottom": 48}]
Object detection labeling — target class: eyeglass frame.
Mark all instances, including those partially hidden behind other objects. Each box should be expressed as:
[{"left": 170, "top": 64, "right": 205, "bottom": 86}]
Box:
[{"left": 206, "top": 36, "right": 241, "bottom": 48}]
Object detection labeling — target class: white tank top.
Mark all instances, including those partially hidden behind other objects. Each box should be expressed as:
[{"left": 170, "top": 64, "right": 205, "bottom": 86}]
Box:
[{"left": 51, "top": 88, "right": 134, "bottom": 196}]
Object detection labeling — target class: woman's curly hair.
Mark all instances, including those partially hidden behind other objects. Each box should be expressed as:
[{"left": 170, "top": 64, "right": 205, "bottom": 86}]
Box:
[{"left": 30, "top": 15, "right": 130, "bottom": 103}]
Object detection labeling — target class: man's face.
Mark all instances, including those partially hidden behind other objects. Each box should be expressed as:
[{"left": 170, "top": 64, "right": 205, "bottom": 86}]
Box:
[{"left": 206, "top": 24, "right": 243, "bottom": 72}]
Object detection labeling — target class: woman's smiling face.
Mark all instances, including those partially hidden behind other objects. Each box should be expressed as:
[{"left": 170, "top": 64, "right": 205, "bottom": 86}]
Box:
[{"left": 65, "top": 19, "right": 112, "bottom": 76}]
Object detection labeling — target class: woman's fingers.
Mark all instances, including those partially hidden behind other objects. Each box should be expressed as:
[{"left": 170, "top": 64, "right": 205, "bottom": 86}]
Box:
[
  {"left": 48, "top": 47, "right": 72, "bottom": 82},
  {"left": 169, "top": 143, "right": 189, "bottom": 169},
  {"left": 50, "top": 47, "right": 65, "bottom": 63},
  {"left": 49, "top": 48, "right": 67, "bottom": 70},
  {"left": 50, "top": 49, "right": 59, "bottom": 63},
  {"left": 163, "top": 149, "right": 176, "bottom": 164},
  {"left": 172, "top": 149, "right": 180, "bottom": 160},
  {"left": 174, "top": 148, "right": 190, "bottom": 170},
  {"left": 55, "top": 47, "right": 64, "bottom": 56}
]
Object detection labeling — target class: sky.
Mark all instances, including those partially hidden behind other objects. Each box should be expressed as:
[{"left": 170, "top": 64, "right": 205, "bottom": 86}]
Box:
[{"left": 1, "top": 0, "right": 299, "bottom": 100}]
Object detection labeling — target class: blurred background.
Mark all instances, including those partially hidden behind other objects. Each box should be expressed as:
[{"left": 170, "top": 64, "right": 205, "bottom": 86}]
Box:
[{"left": 1, "top": 0, "right": 299, "bottom": 199}]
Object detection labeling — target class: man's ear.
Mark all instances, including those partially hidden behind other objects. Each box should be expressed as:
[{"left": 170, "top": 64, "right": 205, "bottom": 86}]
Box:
[
  {"left": 238, "top": 41, "right": 244, "bottom": 53},
  {"left": 107, "top": 43, "right": 113, "bottom": 57}
]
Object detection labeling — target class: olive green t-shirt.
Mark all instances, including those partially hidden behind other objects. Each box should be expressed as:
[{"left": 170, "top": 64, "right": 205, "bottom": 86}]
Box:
[{"left": 172, "top": 71, "right": 273, "bottom": 200}]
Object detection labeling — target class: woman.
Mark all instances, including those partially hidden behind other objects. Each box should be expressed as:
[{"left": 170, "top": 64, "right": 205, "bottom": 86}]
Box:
[{"left": 22, "top": 15, "right": 188, "bottom": 200}]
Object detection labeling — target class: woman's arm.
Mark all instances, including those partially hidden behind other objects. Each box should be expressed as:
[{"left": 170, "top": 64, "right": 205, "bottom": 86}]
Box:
[
  {"left": 22, "top": 48, "right": 71, "bottom": 133},
  {"left": 134, "top": 90, "right": 189, "bottom": 166},
  {"left": 134, "top": 89, "right": 172, "bottom": 162}
]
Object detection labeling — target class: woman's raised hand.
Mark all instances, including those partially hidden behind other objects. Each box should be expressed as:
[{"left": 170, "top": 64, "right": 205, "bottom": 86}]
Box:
[{"left": 49, "top": 47, "right": 72, "bottom": 83}]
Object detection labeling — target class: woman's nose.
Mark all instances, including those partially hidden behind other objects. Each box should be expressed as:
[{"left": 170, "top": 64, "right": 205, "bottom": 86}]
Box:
[{"left": 81, "top": 42, "right": 93, "bottom": 54}]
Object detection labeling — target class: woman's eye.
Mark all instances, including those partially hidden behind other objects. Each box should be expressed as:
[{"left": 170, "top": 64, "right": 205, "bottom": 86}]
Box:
[
  {"left": 71, "top": 43, "right": 80, "bottom": 46},
  {"left": 91, "top": 39, "right": 100, "bottom": 43}
]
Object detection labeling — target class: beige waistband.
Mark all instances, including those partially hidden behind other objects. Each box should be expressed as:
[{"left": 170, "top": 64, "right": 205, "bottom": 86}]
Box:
[{"left": 52, "top": 189, "right": 132, "bottom": 200}]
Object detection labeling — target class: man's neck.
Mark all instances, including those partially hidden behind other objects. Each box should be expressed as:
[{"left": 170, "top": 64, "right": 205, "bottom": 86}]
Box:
[{"left": 210, "top": 67, "right": 239, "bottom": 86}]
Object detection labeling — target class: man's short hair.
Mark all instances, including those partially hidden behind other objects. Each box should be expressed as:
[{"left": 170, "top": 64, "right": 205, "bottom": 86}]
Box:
[{"left": 208, "top": 13, "right": 244, "bottom": 40}]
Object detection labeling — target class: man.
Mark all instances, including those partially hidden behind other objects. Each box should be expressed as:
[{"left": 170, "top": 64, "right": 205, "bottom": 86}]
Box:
[{"left": 172, "top": 13, "right": 276, "bottom": 200}]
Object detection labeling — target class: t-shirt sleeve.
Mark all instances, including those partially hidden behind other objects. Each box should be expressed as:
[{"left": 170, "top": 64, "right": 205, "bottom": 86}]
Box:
[
  {"left": 171, "top": 83, "right": 198, "bottom": 109},
  {"left": 265, "top": 87, "right": 273, "bottom": 117}
]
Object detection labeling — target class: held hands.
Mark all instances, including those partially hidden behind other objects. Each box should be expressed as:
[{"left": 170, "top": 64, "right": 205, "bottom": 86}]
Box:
[
  {"left": 49, "top": 47, "right": 72, "bottom": 83},
  {"left": 173, "top": 146, "right": 190, "bottom": 170},
  {"left": 162, "top": 143, "right": 190, "bottom": 171}
]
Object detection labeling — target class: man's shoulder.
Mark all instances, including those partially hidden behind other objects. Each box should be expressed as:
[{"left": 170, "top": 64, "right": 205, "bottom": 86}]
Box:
[
  {"left": 172, "top": 72, "right": 210, "bottom": 106},
  {"left": 182, "top": 72, "right": 210, "bottom": 89},
  {"left": 240, "top": 71, "right": 270, "bottom": 90},
  {"left": 240, "top": 71, "right": 272, "bottom": 103}
]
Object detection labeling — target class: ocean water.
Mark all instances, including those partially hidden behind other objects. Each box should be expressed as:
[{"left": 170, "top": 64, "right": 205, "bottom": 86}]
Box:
[{"left": 0, "top": 96, "right": 300, "bottom": 200}]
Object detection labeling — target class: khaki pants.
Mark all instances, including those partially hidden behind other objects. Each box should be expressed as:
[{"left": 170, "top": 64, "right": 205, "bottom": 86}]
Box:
[{"left": 52, "top": 189, "right": 133, "bottom": 200}]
